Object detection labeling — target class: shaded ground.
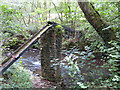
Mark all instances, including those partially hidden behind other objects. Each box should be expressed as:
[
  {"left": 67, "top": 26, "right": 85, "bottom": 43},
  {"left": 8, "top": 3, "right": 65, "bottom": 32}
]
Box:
[{"left": 31, "top": 75, "right": 58, "bottom": 88}]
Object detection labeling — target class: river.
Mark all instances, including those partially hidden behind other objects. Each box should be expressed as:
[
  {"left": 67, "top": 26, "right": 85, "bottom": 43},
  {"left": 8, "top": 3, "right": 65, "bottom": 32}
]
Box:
[{"left": 17, "top": 49, "right": 41, "bottom": 75}]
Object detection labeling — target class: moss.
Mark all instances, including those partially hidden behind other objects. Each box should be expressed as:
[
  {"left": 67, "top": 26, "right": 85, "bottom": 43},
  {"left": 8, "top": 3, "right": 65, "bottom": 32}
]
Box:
[{"left": 55, "top": 25, "right": 63, "bottom": 30}]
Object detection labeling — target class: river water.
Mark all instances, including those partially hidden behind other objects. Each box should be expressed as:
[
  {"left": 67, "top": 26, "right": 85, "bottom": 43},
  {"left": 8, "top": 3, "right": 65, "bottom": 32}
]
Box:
[{"left": 17, "top": 49, "right": 41, "bottom": 74}]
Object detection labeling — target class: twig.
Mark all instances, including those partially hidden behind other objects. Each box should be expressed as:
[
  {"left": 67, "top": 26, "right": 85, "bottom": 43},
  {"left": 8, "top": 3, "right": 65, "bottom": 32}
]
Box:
[
  {"left": 110, "top": 15, "right": 120, "bottom": 21},
  {"left": 52, "top": 2, "right": 63, "bottom": 22}
]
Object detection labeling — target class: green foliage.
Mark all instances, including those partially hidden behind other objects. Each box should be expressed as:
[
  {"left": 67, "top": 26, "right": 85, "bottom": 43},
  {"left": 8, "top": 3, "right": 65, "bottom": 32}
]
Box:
[
  {"left": 1, "top": 5, "right": 24, "bottom": 35},
  {"left": 52, "top": 39, "right": 120, "bottom": 88},
  {"left": 0, "top": 1, "right": 119, "bottom": 88},
  {"left": 1, "top": 1, "right": 54, "bottom": 50},
  {"left": 0, "top": 4, "right": 29, "bottom": 51},
  {"left": 107, "top": 40, "right": 120, "bottom": 75},
  {"left": 94, "top": 2, "right": 118, "bottom": 22},
  {"left": 51, "top": 2, "right": 119, "bottom": 88},
  {"left": 52, "top": 1, "right": 83, "bottom": 29},
  {"left": 0, "top": 63, "right": 33, "bottom": 88},
  {"left": 93, "top": 2, "right": 119, "bottom": 35},
  {"left": 55, "top": 25, "right": 63, "bottom": 30}
]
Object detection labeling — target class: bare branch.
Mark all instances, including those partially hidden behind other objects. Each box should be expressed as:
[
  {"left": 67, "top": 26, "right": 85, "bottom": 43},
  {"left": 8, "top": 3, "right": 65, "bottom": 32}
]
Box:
[{"left": 52, "top": 2, "right": 63, "bottom": 22}]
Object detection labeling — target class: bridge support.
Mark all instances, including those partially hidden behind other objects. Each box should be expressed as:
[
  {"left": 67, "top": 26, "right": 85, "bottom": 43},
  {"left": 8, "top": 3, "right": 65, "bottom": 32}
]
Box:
[{"left": 40, "top": 28, "right": 62, "bottom": 82}]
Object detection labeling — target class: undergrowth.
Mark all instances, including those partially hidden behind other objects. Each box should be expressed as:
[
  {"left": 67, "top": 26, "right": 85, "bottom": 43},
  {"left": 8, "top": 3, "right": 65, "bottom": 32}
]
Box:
[{"left": 0, "top": 62, "right": 33, "bottom": 88}]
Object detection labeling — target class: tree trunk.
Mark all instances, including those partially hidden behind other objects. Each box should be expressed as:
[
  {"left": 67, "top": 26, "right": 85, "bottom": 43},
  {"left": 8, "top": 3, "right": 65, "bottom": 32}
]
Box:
[
  {"left": 78, "top": 2, "right": 116, "bottom": 47},
  {"left": 0, "top": 32, "right": 3, "bottom": 65}
]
